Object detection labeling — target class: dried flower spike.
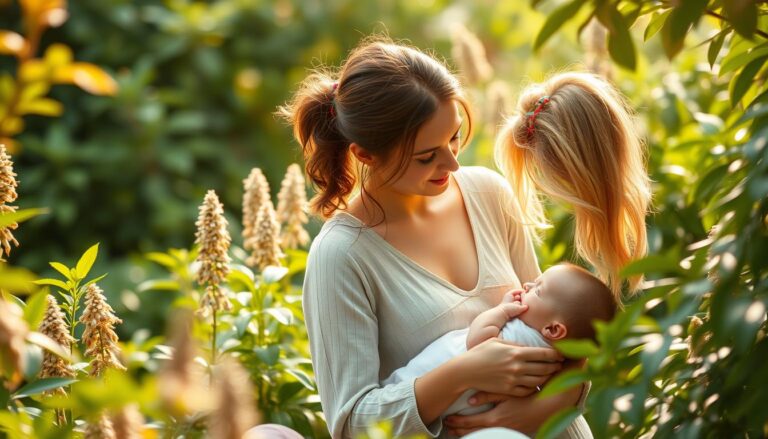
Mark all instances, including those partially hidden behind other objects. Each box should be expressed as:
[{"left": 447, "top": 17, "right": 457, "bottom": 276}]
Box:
[
  {"left": 195, "top": 190, "right": 232, "bottom": 316},
  {"left": 209, "top": 356, "right": 259, "bottom": 439},
  {"left": 0, "top": 298, "right": 28, "bottom": 388},
  {"left": 0, "top": 144, "right": 20, "bottom": 258},
  {"left": 112, "top": 404, "right": 144, "bottom": 439},
  {"left": 245, "top": 202, "right": 283, "bottom": 270},
  {"left": 80, "top": 284, "right": 126, "bottom": 377},
  {"left": 39, "top": 295, "right": 75, "bottom": 388},
  {"left": 451, "top": 25, "right": 493, "bottom": 86},
  {"left": 276, "top": 164, "right": 309, "bottom": 249},
  {"left": 85, "top": 411, "right": 116, "bottom": 439},
  {"left": 158, "top": 312, "right": 208, "bottom": 414},
  {"left": 242, "top": 168, "right": 271, "bottom": 249}
]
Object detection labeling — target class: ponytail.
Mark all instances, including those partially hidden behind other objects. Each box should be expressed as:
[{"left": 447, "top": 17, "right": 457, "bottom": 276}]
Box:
[{"left": 278, "top": 73, "right": 354, "bottom": 218}]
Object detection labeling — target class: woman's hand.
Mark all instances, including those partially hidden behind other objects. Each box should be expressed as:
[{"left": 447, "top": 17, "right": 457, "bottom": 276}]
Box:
[
  {"left": 456, "top": 339, "right": 563, "bottom": 397},
  {"left": 444, "top": 393, "right": 545, "bottom": 436}
]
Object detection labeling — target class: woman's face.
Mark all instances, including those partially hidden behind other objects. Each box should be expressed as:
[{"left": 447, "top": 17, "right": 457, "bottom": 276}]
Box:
[{"left": 376, "top": 100, "right": 463, "bottom": 197}]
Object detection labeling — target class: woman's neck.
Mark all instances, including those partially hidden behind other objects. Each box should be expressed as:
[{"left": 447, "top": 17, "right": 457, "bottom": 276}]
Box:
[{"left": 348, "top": 180, "right": 453, "bottom": 226}]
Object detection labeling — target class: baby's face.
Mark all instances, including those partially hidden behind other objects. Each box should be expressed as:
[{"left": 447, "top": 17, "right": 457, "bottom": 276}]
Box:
[{"left": 516, "top": 268, "right": 565, "bottom": 332}]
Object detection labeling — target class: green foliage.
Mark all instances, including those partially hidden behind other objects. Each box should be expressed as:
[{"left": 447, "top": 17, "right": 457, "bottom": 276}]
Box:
[{"left": 526, "top": 0, "right": 768, "bottom": 437}]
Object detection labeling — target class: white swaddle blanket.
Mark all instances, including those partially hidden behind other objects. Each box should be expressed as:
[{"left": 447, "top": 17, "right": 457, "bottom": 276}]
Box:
[{"left": 382, "top": 318, "right": 549, "bottom": 417}]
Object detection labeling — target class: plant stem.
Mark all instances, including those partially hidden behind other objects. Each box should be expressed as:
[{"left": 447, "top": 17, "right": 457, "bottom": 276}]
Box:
[
  {"left": 211, "top": 308, "right": 217, "bottom": 366},
  {"left": 706, "top": 9, "right": 768, "bottom": 40}
]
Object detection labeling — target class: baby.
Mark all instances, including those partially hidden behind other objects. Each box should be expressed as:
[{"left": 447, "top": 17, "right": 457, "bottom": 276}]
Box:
[{"left": 382, "top": 263, "right": 617, "bottom": 416}]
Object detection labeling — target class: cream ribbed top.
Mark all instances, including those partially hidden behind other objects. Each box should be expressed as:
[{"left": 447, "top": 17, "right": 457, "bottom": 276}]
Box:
[{"left": 303, "top": 166, "right": 591, "bottom": 439}]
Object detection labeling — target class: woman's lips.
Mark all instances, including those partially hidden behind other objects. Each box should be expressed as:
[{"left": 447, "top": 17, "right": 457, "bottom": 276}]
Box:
[{"left": 429, "top": 175, "right": 449, "bottom": 186}]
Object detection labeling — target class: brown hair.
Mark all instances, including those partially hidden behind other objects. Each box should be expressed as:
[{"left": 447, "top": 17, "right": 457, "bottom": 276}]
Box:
[
  {"left": 496, "top": 72, "right": 651, "bottom": 300},
  {"left": 279, "top": 37, "right": 473, "bottom": 219},
  {"left": 552, "top": 263, "right": 617, "bottom": 341}
]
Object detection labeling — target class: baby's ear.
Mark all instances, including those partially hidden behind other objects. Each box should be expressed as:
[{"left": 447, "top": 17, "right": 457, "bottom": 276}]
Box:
[{"left": 543, "top": 322, "right": 567, "bottom": 340}]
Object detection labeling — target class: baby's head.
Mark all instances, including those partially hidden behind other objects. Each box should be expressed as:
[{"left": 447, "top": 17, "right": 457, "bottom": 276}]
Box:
[{"left": 515, "top": 263, "right": 617, "bottom": 342}]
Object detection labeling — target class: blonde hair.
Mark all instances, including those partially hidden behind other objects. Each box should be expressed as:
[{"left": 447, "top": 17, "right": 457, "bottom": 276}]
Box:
[{"left": 495, "top": 72, "right": 651, "bottom": 300}]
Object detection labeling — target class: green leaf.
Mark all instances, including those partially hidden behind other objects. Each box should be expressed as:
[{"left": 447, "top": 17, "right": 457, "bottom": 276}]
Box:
[
  {"left": 720, "top": 46, "right": 768, "bottom": 77},
  {"left": 286, "top": 368, "right": 315, "bottom": 391},
  {"left": 538, "top": 369, "right": 589, "bottom": 398},
  {"left": 22, "top": 292, "right": 48, "bottom": 329},
  {"left": 707, "top": 31, "right": 727, "bottom": 68},
  {"left": 145, "top": 252, "right": 177, "bottom": 269},
  {"left": 553, "top": 339, "right": 599, "bottom": 358},
  {"left": 660, "top": 0, "right": 708, "bottom": 59},
  {"left": 265, "top": 307, "right": 293, "bottom": 325},
  {"left": 0, "top": 208, "right": 48, "bottom": 229},
  {"left": 535, "top": 407, "right": 581, "bottom": 439},
  {"left": 254, "top": 345, "right": 280, "bottom": 366},
  {"left": 644, "top": 10, "right": 671, "bottom": 42},
  {"left": 606, "top": 8, "right": 636, "bottom": 70},
  {"left": 75, "top": 243, "right": 99, "bottom": 280},
  {"left": 83, "top": 273, "right": 108, "bottom": 287},
  {"left": 723, "top": 1, "right": 758, "bottom": 39},
  {"left": 621, "top": 252, "right": 681, "bottom": 277},
  {"left": 533, "top": 0, "right": 585, "bottom": 51},
  {"left": 137, "top": 279, "right": 179, "bottom": 292},
  {"left": 49, "top": 262, "right": 72, "bottom": 280},
  {"left": 12, "top": 378, "right": 78, "bottom": 399},
  {"left": 730, "top": 56, "right": 767, "bottom": 107},
  {"left": 0, "top": 266, "right": 37, "bottom": 294},
  {"left": 32, "top": 278, "right": 69, "bottom": 291}
]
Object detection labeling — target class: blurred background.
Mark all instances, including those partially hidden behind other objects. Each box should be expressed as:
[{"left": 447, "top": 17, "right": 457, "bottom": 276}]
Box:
[{"left": 0, "top": 0, "right": 726, "bottom": 333}]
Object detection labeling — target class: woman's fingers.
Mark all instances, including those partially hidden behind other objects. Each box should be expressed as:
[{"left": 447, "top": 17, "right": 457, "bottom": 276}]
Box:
[
  {"left": 468, "top": 392, "right": 510, "bottom": 406},
  {"left": 500, "top": 343, "right": 565, "bottom": 362}
]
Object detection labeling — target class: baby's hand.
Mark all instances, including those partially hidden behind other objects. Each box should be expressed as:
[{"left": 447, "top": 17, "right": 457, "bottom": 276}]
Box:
[{"left": 502, "top": 289, "right": 524, "bottom": 304}]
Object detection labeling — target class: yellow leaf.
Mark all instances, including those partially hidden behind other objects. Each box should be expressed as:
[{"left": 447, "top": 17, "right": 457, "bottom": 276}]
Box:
[
  {"left": 0, "top": 73, "right": 15, "bottom": 101},
  {"left": 19, "top": 81, "right": 50, "bottom": 103},
  {"left": 0, "top": 117, "right": 24, "bottom": 136},
  {"left": 43, "top": 43, "right": 72, "bottom": 68},
  {"left": 20, "top": 0, "right": 67, "bottom": 29},
  {"left": 17, "top": 97, "right": 62, "bottom": 116},
  {"left": 64, "top": 62, "right": 118, "bottom": 96},
  {"left": 19, "top": 60, "right": 49, "bottom": 82},
  {"left": 0, "top": 138, "right": 20, "bottom": 153},
  {"left": 0, "top": 30, "right": 26, "bottom": 56}
]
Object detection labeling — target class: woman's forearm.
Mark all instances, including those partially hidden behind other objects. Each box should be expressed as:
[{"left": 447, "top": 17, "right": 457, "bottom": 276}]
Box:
[{"left": 413, "top": 355, "right": 471, "bottom": 425}]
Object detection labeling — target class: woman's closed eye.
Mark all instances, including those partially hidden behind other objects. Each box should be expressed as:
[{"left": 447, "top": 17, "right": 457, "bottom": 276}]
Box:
[{"left": 415, "top": 132, "right": 461, "bottom": 164}]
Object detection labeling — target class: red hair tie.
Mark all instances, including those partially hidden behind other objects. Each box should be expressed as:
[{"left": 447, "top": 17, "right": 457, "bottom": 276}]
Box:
[
  {"left": 525, "top": 96, "right": 550, "bottom": 139},
  {"left": 329, "top": 82, "right": 339, "bottom": 118}
]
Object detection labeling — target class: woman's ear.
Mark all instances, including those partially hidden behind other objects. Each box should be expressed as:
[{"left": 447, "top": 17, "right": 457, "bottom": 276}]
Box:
[
  {"left": 350, "top": 143, "right": 375, "bottom": 166},
  {"left": 543, "top": 322, "right": 567, "bottom": 340}
]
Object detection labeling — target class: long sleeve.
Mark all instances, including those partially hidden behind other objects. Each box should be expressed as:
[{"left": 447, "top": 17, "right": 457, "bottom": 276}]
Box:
[{"left": 303, "top": 233, "right": 442, "bottom": 439}]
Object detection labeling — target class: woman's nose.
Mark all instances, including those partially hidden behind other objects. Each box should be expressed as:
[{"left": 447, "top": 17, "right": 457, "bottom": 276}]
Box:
[{"left": 440, "top": 146, "right": 460, "bottom": 172}]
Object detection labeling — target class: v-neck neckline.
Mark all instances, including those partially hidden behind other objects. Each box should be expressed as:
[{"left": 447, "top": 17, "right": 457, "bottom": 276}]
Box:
[{"left": 334, "top": 169, "right": 483, "bottom": 296}]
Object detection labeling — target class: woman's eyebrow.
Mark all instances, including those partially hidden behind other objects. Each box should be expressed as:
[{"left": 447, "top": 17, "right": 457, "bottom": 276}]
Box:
[{"left": 413, "top": 124, "right": 462, "bottom": 155}]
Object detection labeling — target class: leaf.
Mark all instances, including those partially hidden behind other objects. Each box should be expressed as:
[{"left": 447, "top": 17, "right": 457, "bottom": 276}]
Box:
[
  {"left": 49, "top": 262, "right": 72, "bottom": 280},
  {"left": 621, "top": 252, "right": 681, "bottom": 277},
  {"left": 708, "top": 31, "right": 727, "bottom": 68},
  {"left": 265, "top": 307, "right": 293, "bottom": 325},
  {"left": 262, "top": 265, "right": 289, "bottom": 283},
  {"left": 254, "top": 345, "right": 280, "bottom": 366},
  {"left": 137, "top": 279, "right": 180, "bottom": 292},
  {"left": 0, "top": 266, "right": 37, "bottom": 294},
  {"left": 286, "top": 368, "right": 315, "bottom": 391},
  {"left": 553, "top": 339, "right": 599, "bottom": 358},
  {"left": 16, "top": 97, "right": 62, "bottom": 117},
  {"left": 54, "top": 63, "right": 118, "bottom": 96},
  {"left": 75, "top": 243, "right": 99, "bottom": 280},
  {"left": 0, "top": 31, "right": 25, "bottom": 56},
  {"left": 26, "top": 331, "right": 71, "bottom": 361},
  {"left": 538, "top": 369, "right": 589, "bottom": 398},
  {"left": 145, "top": 252, "right": 177, "bottom": 268},
  {"left": 644, "top": 10, "right": 671, "bottom": 42},
  {"left": 22, "top": 292, "right": 48, "bottom": 329},
  {"left": 533, "top": 0, "right": 585, "bottom": 51},
  {"left": 32, "top": 278, "right": 69, "bottom": 291},
  {"left": 12, "top": 378, "right": 78, "bottom": 399},
  {"left": 606, "top": 7, "right": 636, "bottom": 70},
  {"left": 723, "top": 1, "right": 758, "bottom": 39},
  {"left": 730, "top": 56, "right": 767, "bottom": 107},
  {"left": 82, "top": 273, "right": 108, "bottom": 287},
  {"left": 43, "top": 43, "right": 73, "bottom": 68},
  {"left": 660, "top": 0, "right": 708, "bottom": 60},
  {"left": 535, "top": 407, "right": 581, "bottom": 439},
  {"left": 0, "top": 208, "right": 48, "bottom": 229},
  {"left": 720, "top": 46, "right": 768, "bottom": 77}
]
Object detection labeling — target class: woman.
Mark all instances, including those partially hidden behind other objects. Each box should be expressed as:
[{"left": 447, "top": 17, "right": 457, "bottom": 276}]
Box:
[{"left": 281, "top": 38, "right": 648, "bottom": 438}]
